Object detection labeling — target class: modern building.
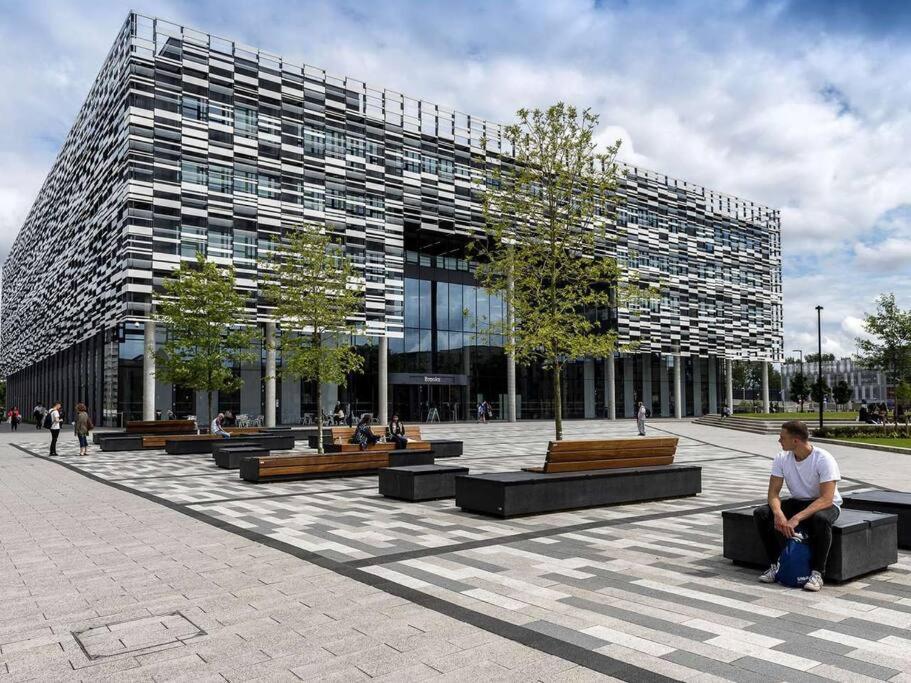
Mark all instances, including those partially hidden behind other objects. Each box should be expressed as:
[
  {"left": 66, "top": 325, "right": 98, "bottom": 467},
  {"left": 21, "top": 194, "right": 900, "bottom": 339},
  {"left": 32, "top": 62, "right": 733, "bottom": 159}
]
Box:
[
  {"left": 1, "top": 13, "right": 783, "bottom": 426},
  {"left": 781, "top": 358, "right": 889, "bottom": 405}
]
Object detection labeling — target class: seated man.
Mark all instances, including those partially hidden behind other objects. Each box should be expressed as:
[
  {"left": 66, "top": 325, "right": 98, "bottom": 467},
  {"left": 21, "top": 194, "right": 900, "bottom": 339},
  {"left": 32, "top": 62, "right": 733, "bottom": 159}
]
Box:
[
  {"left": 211, "top": 413, "right": 231, "bottom": 439},
  {"left": 753, "top": 420, "right": 841, "bottom": 592},
  {"left": 387, "top": 414, "right": 408, "bottom": 449}
]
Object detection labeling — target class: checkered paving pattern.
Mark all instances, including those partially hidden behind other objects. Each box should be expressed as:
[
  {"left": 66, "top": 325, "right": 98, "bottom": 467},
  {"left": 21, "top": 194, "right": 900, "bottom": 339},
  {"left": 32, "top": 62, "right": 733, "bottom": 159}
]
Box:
[{"left": 15, "top": 420, "right": 911, "bottom": 681}]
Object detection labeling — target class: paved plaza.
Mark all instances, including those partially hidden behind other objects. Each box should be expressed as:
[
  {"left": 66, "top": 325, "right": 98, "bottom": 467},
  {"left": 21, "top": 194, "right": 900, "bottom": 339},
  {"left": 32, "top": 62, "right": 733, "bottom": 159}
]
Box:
[{"left": 2, "top": 420, "right": 911, "bottom": 681}]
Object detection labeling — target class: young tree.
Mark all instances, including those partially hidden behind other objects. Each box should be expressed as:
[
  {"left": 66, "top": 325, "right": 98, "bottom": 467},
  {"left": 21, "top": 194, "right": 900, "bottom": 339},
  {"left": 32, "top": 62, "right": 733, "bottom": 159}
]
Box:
[
  {"left": 805, "top": 352, "right": 836, "bottom": 363},
  {"left": 833, "top": 380, "right": 852, "bottom": 410},
  {"left": 811, "top": 377, "right": 831, "bottom": 405},
  {"left": 472, "top": 103, "right": 627, "bottom": 441},
  {"left": 262, "top": 224, "right": 364, "bottom": 454},
  {"left": 156, "top": 254, "right": 257, "bottom": 430},
  {"left": 789, "top": 372, "right": 811, "bottom": 412},
  {"left": 855, "top": 293, "right": 911, "bottom": 385}
]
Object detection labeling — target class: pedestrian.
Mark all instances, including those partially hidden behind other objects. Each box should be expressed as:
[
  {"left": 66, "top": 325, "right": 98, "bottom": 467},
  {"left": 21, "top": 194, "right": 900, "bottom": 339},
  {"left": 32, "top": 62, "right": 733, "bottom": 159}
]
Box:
[
  {"left": 7, "top": 406, "right": 21, "bottom": 431},
  {"left": 211, "top": 413, "right": 231, "bottom": 438},
  {"left": 74, "top": 403, "right": 93, "bottom": 456},
  {"left": 48, "top": 401, "right": 62, "bottom": 456},
  {"left": 636, "top": 401, "right": 647, "bottom": 436},
  {"left": 33, "top": 403, "right": 45, "bottom": 429},
  {"left": 166, "top": 408, "right": 176, "bottom": 420}
]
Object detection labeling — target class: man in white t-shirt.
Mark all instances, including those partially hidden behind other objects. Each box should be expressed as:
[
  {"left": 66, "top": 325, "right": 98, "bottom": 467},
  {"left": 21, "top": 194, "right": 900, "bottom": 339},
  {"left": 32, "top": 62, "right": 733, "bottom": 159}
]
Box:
[{"left": 753, "top": 420, "right": 841, "bottom": 592}]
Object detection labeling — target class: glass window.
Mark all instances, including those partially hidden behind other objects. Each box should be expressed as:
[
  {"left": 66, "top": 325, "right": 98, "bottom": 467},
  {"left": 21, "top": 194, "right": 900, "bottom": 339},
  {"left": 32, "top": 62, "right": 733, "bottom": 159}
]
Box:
[
  {"left": 208, "top": 165, "right": 232, "bottom": 194},
  {"left": 404, "top": 328, "right": 419, "bottom": 354},
  {"left": 419, "top": 280, "right": 431, "bottom": 329},
  {"left": 448, "top": 283, "right": 463, "bottom": 331},
  {"left": 181, "top": 160, "right": 207, "bottom": 186},
  {"left": 476, "top": 288, "right": 489, "bottom": 330},
  {"left": 404, "top": 278, "right": 419, "bottom": 328},
  {"left": 234, "top": 105, "right": 257, "bottom": 138},
  {"left": 435, "top": 282, "right": 449, "bottom": 331},
  {"left": 234, "top": 167, "right": 256, "bottom": 194},
  {"left": 181, "top": 96, "right": 207, "bottom": 121},
  {"left": 233, "top": 229, "right": 256, "bottom": 261}
]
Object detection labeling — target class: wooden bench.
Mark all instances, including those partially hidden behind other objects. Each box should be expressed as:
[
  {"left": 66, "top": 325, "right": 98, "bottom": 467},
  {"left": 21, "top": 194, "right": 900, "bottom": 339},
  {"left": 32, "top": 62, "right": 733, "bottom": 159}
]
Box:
[
  {"left": 318, "top": 425, "right": 430, "bottom": 453},
  {"left": 722, "top": 506, "right": 898, "bottom": 582},
  {"left": 143, "top": 427, "right": 262, "bottom": 449},
  {"left": 309, "top": 425, "right": 422, "bottom": 447},
  {"left": 126, "top": 420, "right": 196, "bottom": 435},
  {"left": 523, "top": 437, "right": 678, "bottom": 473},
  {"left": 455, "top": 436, "right": 696, "bottom": 518},
  {"left": 240, "top": 450, "right": 435, "bottom": 483}
]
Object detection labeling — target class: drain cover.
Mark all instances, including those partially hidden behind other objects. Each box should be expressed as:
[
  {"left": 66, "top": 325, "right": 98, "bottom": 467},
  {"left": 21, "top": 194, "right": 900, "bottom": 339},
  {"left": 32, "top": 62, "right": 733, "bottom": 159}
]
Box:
[{"left": 74, "top": 612, "right": 206, "bottom": 660}]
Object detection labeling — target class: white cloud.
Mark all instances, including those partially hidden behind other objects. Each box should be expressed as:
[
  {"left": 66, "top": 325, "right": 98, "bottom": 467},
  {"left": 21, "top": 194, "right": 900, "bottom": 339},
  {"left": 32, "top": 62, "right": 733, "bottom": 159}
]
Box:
[{"left": 854, "top": 238, "right": 911, "bottom": 271}]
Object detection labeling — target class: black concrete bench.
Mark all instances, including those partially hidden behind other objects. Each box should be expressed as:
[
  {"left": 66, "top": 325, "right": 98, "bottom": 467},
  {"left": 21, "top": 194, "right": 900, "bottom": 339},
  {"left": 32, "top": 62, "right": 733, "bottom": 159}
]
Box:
[
  {"left": 379, "top": 464, "right": 470, "bottom": 501},
  {"left": 98, "top": 435, "right": 145, "bottom": 452},
  {"left": 165, "top": 433, "right": 295, "bottom": 455},
  {"left": 213, "top": 445, "right": 271, "bottom": 469},
  {"left": 261, "top": 427, "right": 313, "bottom": 441},
  {"left": 721, "top": 506, "right": 898, "bottom": 582},
  {"left": 455, "top": 464, "right": 701, "bottom": 518},
  {"left": 427, "top": 440, "right": 463, "bottom": 458},
  {"left": 843, "top": 491, "right": 911, "bottom": 549},
  {"left": 306, "top": 431, "right": 333, "bottom": 449}
]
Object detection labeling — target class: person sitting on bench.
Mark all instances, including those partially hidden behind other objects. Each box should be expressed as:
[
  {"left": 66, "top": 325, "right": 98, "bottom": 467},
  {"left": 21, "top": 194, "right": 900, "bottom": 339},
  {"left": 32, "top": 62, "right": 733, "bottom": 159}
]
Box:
[
  {"left": 352, "top": 414, "right": 380, "bottom": 450},
  {"left": 753, "top": 420, "right": 841, "bottom": 592},
  {"left": 211, "top": 413, "right": 231, "bottom": 439},
  {"left": 387, "top": 414, "right": 408, "bottom": 449}
]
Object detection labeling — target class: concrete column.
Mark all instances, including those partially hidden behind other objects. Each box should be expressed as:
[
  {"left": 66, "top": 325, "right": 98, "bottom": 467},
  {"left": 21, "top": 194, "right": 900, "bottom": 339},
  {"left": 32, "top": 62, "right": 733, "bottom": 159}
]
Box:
[
  {"left": 761, "top": 361, "right": 770, "bottom": 413},
  {"left": 660, "top": 357, "right": 670, "bottom": 416},
  {"left": 321, "top": 382, "right": 338, "bottom": 416},
  {"left": 282, "top": 375, "right": 301, "bottom": 425},
  {"left": 264, "top": 322, "right": 276, "bottom": 427},
  {"left": 725, "top": 358, "right": 734, "bottom": 413},
  {"left": 142, "top": 320, "right": 156, "bottom": 421},
  {"left": 623, "top": 355, "right": 634, "bottom": 417},
  {"left": 641, "top": 353, "right": 652, "bottom": 415},
  {"left": 692, "top": 357, "right": 703, "bottom": 417},
  {"left": 708, "top": 355, "right": 718, "bottom": 414},
  {"left": 378, "top": 335, "right": 389, "bottom": 426},
  {"left": 605, "top": 355, "right": 616, "bottom": 420},
  {"left": 583, "top": 359, "right": 595, "bottom": 419},
  {"left": 673, "top": 355, "right": 683, "bottom": 419}
]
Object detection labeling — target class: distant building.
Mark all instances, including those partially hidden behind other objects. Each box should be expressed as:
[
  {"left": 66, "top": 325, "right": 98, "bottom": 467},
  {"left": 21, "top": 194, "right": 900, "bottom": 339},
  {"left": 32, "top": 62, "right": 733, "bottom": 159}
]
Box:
[{"left": 781, "top": 359, "right": 889, "bottom": 404}]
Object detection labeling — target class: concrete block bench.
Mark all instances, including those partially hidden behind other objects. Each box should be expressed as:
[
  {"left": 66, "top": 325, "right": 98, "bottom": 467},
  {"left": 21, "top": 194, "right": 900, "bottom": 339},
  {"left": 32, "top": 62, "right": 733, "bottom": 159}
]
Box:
[
  {"left": 379, "top": 464, "right": 470, "bottom": 501},
  {"left": 213, "top": 445, "right": 270, "bottom": 469},
  {"left": 455, "top": 464, "right": 701, "bottom": 518},
  {"left": 427, "top": 440, "right": 463, "bottom": 458},
  {"left": 721, "top": 506, "right": 898, "bottom": 582},
  {"left": 842, "top": 491, "right": 911, "bottom": 549},
  {"left": 165, "top": 433, "right": 295, "bottom": 455},
  {"left": 98, "top": 435, "right": 145, "bottom": 452}
]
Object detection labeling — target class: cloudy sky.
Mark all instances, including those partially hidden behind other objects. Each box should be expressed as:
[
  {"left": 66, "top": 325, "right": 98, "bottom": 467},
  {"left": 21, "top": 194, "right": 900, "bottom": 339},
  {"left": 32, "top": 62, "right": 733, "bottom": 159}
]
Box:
[{"left": 1, "top": 0, "right": 909, "bottom": 358}]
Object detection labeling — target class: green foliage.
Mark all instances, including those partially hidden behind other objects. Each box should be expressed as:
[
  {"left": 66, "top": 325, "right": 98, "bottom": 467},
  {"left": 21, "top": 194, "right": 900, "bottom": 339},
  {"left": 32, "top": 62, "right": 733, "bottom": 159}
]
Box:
[
  {"left": 815, "top": 425, "right": 910, "bottom": 439},
  {"left": 833, "top": 380, "right": 852, "bottom": 407},
  {"left": 810, "top": 377, "right": 831, "bottom": 404},
  {"left": 854, "top": 293, "right": 911, "bottom": 384},
  {"left": 155, "top": 254, "right": 257, "bottom": 427},
  {"left": 261, "top": 224, "right": 365, "bottom": 452},
  {"left": 471, "top": 103, "right": 629, "bottom": 440},
  {"left": 805, "top": 352, "right": 836, "bottom": 363},
  {"left": 789, "top": 371, "right": 811, "bottom": 410}
]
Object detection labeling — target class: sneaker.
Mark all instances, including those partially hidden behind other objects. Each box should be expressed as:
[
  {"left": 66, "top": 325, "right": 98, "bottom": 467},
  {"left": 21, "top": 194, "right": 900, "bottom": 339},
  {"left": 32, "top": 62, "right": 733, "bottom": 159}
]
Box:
[
  {"left": 758, "top": 563, "right": 778, "bottom": 583},
  {"left": 803, "top": 570, "right": 824, "bottom": 592}
]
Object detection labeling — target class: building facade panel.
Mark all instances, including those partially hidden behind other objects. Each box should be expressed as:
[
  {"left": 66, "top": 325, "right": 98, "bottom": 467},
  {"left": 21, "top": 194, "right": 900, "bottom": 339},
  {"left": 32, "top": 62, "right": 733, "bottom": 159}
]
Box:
[{"left": 2, "top": 12, "right": 782, "bottom": 424}]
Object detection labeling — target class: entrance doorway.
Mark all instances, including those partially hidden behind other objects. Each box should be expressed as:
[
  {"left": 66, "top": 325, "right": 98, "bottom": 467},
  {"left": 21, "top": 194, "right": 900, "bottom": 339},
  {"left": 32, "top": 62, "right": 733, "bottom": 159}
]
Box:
[{"left": 390, "top": 384, "right": 466, "bottom": 423}]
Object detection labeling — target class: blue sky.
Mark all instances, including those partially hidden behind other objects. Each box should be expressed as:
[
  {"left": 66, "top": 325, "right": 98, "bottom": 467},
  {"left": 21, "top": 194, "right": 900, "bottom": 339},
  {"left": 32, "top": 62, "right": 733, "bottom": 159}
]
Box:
[{"left": 1, "top": 0, "right": 909, "bottom": 358}]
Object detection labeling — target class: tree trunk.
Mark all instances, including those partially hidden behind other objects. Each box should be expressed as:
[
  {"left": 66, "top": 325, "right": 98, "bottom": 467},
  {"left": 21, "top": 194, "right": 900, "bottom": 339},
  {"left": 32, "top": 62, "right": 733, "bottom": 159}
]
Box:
[
  {"left": 315, "top": 332, "right": 323, "bottom": 454},
  {"left": 206, "top": 390, "right": 212, "bottom": 434},
  {"left": 553, "top": 362, "right": 563, "bottom": 441}
]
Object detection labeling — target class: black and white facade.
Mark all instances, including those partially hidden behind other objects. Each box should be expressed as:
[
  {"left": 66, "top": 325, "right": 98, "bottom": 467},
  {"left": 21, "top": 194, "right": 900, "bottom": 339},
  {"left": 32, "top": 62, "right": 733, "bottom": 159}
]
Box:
[{"left": 2, "top": 13, "right": 783, "bottom": 425}]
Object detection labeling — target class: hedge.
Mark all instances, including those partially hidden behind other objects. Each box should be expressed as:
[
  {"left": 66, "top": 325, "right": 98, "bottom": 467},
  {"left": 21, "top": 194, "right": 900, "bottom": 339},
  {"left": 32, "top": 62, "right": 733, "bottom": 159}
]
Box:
[{"left": 814, "top": 424, "right": 911, "bottom": 439}]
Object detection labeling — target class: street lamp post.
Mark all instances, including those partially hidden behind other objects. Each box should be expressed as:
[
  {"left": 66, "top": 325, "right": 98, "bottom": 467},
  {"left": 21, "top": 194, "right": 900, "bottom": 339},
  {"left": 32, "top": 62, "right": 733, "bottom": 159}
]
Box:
[
  {"left": 816, "top": 306, "right": 824, "bottom": 429},
  {"left": 791, "top": 349, "right": 803, "bottom": 411}
]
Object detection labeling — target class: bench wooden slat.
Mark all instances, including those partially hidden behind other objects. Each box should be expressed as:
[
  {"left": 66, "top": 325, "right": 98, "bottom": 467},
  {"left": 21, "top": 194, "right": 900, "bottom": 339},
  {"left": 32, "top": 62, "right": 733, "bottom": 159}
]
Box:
[
  {"left": 328, "top": 426, "right": 423, "bottom": 442},
  {"left": 258, "top": 453, "right": 390, "bottom": 468},
  {"left": 546, "top": 447, "right": 677, "bottom": 462},
  {"left": 541, "top": 455, "right": 675, "bottom": 473},
  {"left": 547, "top": 437, "right": 677, "bottom": 453},
  {"left": 329, "top": 441, "right": 431, "bottom": 453}
]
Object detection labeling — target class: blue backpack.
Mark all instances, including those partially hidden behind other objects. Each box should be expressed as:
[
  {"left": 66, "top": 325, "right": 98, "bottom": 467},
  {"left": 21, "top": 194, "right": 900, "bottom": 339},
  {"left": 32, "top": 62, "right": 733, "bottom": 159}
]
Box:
[{"left": 776, "top": 530, "right": 812, "bottom": 588}]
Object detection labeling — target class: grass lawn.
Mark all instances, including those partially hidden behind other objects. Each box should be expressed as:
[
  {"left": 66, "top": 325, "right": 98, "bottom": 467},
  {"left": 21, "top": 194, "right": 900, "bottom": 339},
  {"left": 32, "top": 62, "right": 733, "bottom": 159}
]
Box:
[
  {"left": 834, "top": 436, "right": 911, "bottom": 449},
  {"left": 736, "top": 412, "right": 856, "bottom": 420}
]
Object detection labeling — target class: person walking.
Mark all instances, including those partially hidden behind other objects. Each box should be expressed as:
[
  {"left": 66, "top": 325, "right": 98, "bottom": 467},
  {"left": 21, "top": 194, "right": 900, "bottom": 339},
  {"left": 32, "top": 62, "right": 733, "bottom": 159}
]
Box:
[
  {"left": 74, "top": 403, "right": 92, "bottom": 456},
  {"left": 636, "top": 401, "right": 647, "bottom": 436},
  {"left": 7, "top": 407, "right": 21, "bottom": 431},
  {"left": 211, "top": 413, "right": 231, "bottom": 438},
  {"left": 33, "top": 403, "right": 45, "bottom": 429},
  {"left": 48, "top": 402, "right": 62, "bottom": 456}
]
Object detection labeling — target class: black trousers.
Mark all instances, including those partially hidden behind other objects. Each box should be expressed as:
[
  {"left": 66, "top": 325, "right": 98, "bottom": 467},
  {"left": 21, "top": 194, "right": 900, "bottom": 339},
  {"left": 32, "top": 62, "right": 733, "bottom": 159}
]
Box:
[
  {"left": 753, "top": 499, "right": 840, "bottom": 573},
  {"left": 390, "top": 434, "right": 408, "bottom": 449},
  {"left": 49, "top": 429, "right": 60, "bottom": 455}
]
